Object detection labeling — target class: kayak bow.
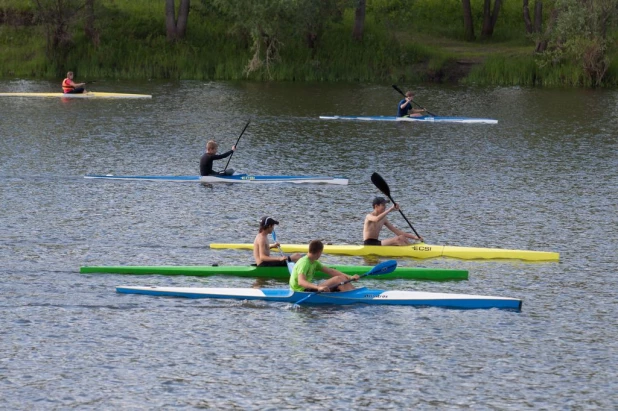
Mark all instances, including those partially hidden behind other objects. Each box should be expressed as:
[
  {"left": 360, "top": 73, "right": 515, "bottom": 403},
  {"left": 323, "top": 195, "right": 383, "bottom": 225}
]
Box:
[
  {"left": 116, "top": 286, "right": 522, "bottom": 310},
  {"left": 209, "top": 243, "right": 559, "bottom": 262},
  {"left": 80, "top": 264, "right": 468, "bottom": 281}
]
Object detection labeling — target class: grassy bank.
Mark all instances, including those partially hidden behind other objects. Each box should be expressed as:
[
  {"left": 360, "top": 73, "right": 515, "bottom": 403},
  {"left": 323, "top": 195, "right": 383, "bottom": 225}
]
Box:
[{"left": 0, "top": 0, "right": 616, "bottom": 86}]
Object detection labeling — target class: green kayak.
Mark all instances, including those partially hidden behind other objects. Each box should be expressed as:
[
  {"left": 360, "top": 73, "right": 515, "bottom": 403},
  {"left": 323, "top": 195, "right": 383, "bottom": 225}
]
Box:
[{"left": 79, "top": 264, "right": 468, "bottom": 281}]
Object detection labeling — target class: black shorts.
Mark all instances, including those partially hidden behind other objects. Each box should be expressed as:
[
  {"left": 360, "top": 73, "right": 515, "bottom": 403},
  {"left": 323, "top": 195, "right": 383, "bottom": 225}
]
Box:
[
  {"left": 257, "top": 260, "right": 287, "bottom": 267},
  {"left": 65, "top": 87, "right": 85, "bottom": 94},
  {"left": 363, "top": 239, "right": 382, "bottom": 246}
]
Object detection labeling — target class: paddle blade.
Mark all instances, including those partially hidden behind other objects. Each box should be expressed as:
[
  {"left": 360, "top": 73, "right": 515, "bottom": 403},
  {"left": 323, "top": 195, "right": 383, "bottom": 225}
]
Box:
[
  {"left": 371, "top": 172, "right": 391, "bottom": 197},
  {"left": 365, "top": 260, "right": 397, "bottom": 276},
  {"left": 271, "top": 230, "right": 277, "bottom": 243}
]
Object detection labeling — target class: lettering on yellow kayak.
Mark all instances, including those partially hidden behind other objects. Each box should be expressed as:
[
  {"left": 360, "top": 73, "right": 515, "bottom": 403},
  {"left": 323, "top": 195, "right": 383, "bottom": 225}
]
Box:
[{"left": 412, "top": 245, "right": 432, "bottom": 252}]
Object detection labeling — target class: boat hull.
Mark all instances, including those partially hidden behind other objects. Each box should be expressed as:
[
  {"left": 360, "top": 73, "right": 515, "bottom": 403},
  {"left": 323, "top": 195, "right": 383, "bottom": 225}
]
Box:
[
  {"left": 80, "top": 264, "right": 468, "bottom": 281},
  {"left": 319, "top": 115, "right": 498, "bottom": 124},
  {"left": 209, "top": 243, "right": 559, "bottom": 262},
  {"left": 116, "top": 286, "right": 522, "bottom": 310},
  {"left": 0, "top": 92, "right": 152, "bottom": 99},
  {"left": 84, "top": 174, "right": 348, "bottom": 185}
]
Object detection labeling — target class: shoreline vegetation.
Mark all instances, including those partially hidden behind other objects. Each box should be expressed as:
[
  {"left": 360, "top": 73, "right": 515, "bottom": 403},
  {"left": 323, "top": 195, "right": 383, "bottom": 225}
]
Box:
[{"left": 1, "top": 0, "right": 617, "bottom": 87}]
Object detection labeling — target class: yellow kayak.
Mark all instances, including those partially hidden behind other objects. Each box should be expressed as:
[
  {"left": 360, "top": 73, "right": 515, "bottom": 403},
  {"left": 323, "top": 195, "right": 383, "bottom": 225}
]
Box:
[
  {"left": 0, "top": 92, "right": 152, "bottom": 99},
  {"left": 209, "top": 243, "right": 559, "bottom": 262}
]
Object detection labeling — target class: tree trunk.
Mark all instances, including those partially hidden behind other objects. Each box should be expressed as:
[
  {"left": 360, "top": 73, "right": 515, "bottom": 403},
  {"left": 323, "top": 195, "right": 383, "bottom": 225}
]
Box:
[
  {"left": 533, "top": 0, "right": 543, "bottom": 33},
  {"left": 534, "top": 7, "right": 557, "bottom": 53},
  {"left": 352, "top": 0, "right": 365, "bottom": 41},
  {"left": 462, "top": 0, "right": 475, "bottom": 41},
  {"left": 177, "top": 0, "right": 190, "bottom": 38},
  {"left": 481, "top": 0, "right": 502, "bottom": 39},
  {"left": 84, "top": 0, "right": 99, "bottom": 46},
  {"left": 523, "top": 0, "right": 533, "bottom": 34},
  {"left": 165, "top": 0, "right": 190, "bottom": 42}
]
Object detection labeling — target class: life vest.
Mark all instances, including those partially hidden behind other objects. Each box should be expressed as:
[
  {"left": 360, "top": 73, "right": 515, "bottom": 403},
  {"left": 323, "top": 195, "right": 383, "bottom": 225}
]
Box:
[{"left": 62, "top": 78, "right": 74, "bottom": 93}]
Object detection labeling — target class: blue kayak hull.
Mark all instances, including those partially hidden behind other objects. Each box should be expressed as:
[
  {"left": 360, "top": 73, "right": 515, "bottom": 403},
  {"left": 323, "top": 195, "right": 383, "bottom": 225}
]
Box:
[
  {"left": 85, "top": 174, "right": 348, "bottom": 185},
  {"left": 116, "top": 286, "right": 522, "bottom": 310},
  {"left": 319, "top": 115, "right": 498, "bottom": 124}
]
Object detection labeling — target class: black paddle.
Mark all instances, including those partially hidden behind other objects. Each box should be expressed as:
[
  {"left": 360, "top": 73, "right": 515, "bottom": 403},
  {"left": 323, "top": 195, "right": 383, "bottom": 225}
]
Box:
[
  {"left": 293, "top": 259, "right": 398, "bottom": 307},
  {"left": 392, "top": 84, "right": 437, "bottom": 116},
  {"left": 371, "top": 172, "right": 423, "bottom": 240},
  {"left": 223, "top": 120, "right": 250, "bottom": 173}
]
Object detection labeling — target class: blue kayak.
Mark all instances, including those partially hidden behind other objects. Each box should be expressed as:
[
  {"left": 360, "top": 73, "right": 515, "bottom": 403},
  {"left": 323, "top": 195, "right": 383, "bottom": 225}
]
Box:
[
  {"left": 319, "top": 115, "right": 498, "bottom": 124},
  {"left": 84, "top": 174, "right": 348, "bottom": 185},
  {"left": 116, "top": 286, "right": 522, "bottom": 310}
]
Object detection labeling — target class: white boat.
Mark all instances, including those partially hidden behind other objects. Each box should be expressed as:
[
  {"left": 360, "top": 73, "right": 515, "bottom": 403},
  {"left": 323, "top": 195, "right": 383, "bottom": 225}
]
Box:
[
  {"left": 319, "top": 115, "right": 498, "bottom": 124},
  {"left": 84, "top": 173, "right": 349, "bottom": 185}
]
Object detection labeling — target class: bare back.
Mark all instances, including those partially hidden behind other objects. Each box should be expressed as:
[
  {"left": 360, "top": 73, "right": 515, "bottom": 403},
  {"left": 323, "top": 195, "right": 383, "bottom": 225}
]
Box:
[{"left": 253, "top": 232, "right": 271, "bottom": 265}]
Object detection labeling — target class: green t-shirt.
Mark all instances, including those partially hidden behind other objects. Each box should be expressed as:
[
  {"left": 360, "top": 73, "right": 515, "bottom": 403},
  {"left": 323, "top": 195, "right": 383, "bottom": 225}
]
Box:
[{"left": 289, "top": 255, "right": 324, "bottom": 292}]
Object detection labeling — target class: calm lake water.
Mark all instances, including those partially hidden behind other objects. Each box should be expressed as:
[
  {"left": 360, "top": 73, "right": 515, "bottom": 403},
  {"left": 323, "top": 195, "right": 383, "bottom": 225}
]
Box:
[{"left": 1, "top": 79, "right": 617, "bottom": 409}]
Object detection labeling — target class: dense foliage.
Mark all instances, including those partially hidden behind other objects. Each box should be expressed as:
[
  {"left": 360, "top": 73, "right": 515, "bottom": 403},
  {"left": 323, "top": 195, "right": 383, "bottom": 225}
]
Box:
[{"left": 0, "top": 0, "right": 616, "bottom": 86}]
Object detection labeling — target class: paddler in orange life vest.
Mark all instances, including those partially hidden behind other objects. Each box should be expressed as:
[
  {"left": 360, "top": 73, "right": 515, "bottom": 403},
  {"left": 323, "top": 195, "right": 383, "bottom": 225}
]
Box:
[{"left": 62, "top": 71, "right": 86, "bottom": 94}]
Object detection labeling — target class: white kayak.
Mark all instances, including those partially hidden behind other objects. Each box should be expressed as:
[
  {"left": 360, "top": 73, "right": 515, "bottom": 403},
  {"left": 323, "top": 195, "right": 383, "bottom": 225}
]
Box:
[
  {"left": 116, "top": 286, "right": 522, "bottom": 310},
  {"left": 0, "top": 92, "right": 152, "bottom": 99},
  {"left": 84, "top": 173, "right": 349, "bottom": 185},
  {"left": 320, "top": 115, "right": 498, "bottom": 124}
]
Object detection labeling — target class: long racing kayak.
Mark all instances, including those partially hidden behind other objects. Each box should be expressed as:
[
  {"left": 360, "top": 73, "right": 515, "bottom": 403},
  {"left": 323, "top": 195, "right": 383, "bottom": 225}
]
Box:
[
  {"left": 80, "top": 264, "right": 468, "bottom": 281},
  {"left": 0, "top": 92, "right": 152, "bottom": 99},
  {"left": 84, "top": 174, "right": 348, "bottom": 185},
  {"left": 319, "top": 115, "right": 498, "bottom": 124},
  {"left": 210, "top": 243, "right": 559, "bottom": 262},
  {"left": 116, "top": 286, "right": 522, "bottom": 310}
]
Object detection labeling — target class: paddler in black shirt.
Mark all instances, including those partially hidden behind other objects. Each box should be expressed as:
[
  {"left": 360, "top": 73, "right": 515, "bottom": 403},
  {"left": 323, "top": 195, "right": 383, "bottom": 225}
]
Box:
[{"left": 200, "top": 140, "right": 236, "bottom": 176}]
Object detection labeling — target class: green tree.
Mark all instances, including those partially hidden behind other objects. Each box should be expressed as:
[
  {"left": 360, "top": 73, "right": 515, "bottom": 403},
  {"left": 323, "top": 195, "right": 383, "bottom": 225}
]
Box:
[{"left": 536, "top": 0, "right": 618, "bottom": 85}]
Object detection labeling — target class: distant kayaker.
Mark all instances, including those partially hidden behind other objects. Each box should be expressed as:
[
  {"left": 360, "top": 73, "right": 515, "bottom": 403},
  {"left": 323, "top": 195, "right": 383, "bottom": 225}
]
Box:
[
  {"left": 253, "top": 216, "right": 302, "bottom": 267},
  {"left": 200, "top": 140, "right": 236, "bottom": 176},
  {"left": 62, "top": 71, "right": 86, "bottom": 94},
  {"left": 289, "top": 240, "right": 359, "bottom": 292},
  {"left": 397, "top": 91, "right": 426, "bottom": 117},
  {"left": 363, "top": 197, "right": 422, "bottom": 245}
]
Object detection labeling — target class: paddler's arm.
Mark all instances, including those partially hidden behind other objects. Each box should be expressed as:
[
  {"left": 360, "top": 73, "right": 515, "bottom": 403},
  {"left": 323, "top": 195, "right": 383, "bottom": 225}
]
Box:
[
  {"left": 297, "top": 273, "right": 326, "bottom": 292},
  {"left": 400, "top": 98, "right": 412, "bottom": 109},
  {"left": 366, "top": 204, "right": 396, "bottom": 222},
  {"left": 212, "top": 148, "right": 234, "bottom": 160},
  {"left": 384, "top": 220, "right": 421, "bottom": 241},
  {"left": 257, "top": 240, "right": 286, "bottom": 262},
  {"left": 321, "top": 267, "right": 359, "bottom": 282}
]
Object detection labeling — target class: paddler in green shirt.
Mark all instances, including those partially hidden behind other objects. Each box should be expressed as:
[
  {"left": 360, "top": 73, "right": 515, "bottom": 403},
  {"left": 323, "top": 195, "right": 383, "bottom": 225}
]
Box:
[{"left": 289, "top": 240, "right": 359, "bottom": 292}]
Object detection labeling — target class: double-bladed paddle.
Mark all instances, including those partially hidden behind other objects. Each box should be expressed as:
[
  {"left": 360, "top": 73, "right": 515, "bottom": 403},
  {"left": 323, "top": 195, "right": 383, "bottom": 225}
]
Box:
[
  {"left": 223, "top": 120, "right": 250, "bottom": 173},
  {"left": 272, "top": 229, "right": 294, "bottom": 275},
  {"left": 293, "top": 259, "right": 398, "bottom": 307},
  {"left": 371, "top": 172, "right": 423, "bottom": 240},
  {"left": 392, "top": 84, "right": 437, "bottom": 117}
]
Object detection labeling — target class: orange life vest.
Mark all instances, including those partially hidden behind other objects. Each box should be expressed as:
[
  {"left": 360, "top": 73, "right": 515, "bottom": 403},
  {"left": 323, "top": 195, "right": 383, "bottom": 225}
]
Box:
[{"left": 62, "top": 78, "right": 74, "bottom": 93}]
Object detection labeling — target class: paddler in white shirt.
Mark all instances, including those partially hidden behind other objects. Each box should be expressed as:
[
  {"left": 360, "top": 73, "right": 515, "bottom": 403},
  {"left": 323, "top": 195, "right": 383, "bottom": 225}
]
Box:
[{"left": 363, "top": 197, "right": 422, "bottom": 246}]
